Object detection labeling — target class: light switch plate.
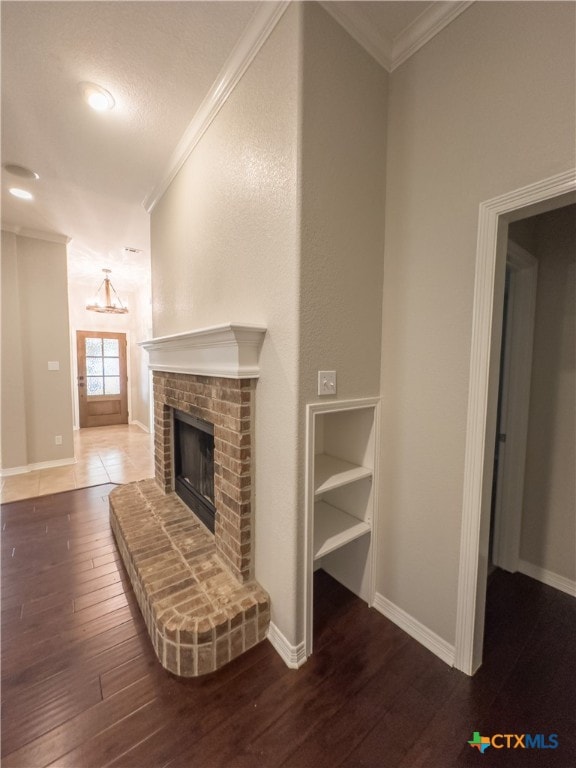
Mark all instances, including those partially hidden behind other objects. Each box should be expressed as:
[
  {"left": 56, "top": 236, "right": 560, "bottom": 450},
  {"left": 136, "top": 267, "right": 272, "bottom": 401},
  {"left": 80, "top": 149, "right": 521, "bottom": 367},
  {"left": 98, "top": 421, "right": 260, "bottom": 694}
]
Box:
[{"left": 318, "top": 371, "right": 336, "bottom": 396}]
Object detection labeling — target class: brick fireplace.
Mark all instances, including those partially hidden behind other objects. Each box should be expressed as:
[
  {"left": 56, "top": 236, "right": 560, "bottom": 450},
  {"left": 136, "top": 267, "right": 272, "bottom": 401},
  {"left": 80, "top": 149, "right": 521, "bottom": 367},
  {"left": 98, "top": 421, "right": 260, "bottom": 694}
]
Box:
[
  {"left": 153, "top": 371, "right": 254, "bottom": 582},
  {"left": 109, "top": 324, "right": 270, "bottom": 676}
]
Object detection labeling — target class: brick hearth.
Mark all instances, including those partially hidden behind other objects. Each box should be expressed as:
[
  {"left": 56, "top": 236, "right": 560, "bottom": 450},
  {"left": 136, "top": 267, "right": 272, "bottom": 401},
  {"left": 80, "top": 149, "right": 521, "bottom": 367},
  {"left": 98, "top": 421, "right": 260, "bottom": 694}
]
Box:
[
  {"left": 109, "top": 362, "right": 270, "bottom": 677},
  {"left": 110, "top": 480, "right": 269, "bottom": 676}
]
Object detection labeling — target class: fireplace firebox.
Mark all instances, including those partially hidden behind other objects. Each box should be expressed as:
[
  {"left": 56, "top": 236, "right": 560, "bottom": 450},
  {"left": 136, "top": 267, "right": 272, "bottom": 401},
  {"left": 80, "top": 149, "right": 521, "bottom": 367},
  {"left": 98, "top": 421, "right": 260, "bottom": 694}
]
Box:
[{"left": 173, "top": 409, "right": 216, "bottom": 533}]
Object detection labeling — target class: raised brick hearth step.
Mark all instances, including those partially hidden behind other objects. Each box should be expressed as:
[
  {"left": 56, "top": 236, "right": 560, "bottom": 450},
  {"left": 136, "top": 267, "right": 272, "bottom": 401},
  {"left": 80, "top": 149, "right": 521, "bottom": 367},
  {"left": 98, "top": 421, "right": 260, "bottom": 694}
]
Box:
[{"left": 109, "top": 479, "right": 270, "bottom": 676}]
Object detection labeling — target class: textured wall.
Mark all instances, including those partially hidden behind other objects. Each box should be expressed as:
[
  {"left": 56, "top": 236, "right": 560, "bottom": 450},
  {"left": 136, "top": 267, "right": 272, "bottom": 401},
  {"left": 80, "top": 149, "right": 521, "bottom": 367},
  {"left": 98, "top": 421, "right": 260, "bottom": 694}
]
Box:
[
  {"left": 151, "top": 6, "right": 302, "bottom": 643},
  {"left": 379, "top": 1, "right": 576, "bottom": 644},
  {"left": 299, "top": 3, "right": 388, "bottom": 403},
  {"left": 1, "top": 233, "right": 74, "bottom": 468},
  {"left": 298, "top": 3, "right": 388, "bottom": 638},
  {"left": 520, "top": 205, "right": 575, "bottom": 580}
]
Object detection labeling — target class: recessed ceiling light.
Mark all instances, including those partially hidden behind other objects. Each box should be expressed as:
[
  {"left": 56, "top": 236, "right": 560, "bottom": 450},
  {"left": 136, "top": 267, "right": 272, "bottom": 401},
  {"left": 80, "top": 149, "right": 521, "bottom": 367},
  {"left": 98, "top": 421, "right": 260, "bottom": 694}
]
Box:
[
  {"left": 3, "top": 163, "right": 39, "bottom": 180},
  {"left": 79, "top": 82, "right": 115, "bottom": 112},
  {"left": 9, "top": 187, "right": 34, "bottom": 200}
]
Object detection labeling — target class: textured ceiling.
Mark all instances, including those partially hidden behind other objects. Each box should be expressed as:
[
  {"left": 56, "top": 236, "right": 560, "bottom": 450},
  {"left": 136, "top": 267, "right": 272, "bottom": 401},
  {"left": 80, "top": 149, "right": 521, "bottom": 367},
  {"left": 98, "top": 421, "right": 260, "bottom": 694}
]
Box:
[
  {"left": 1, "top": 1, "right": 438, "bottom": 289},
  {"left": 1, "top": 1, "right": 259, "bottom": 288}
]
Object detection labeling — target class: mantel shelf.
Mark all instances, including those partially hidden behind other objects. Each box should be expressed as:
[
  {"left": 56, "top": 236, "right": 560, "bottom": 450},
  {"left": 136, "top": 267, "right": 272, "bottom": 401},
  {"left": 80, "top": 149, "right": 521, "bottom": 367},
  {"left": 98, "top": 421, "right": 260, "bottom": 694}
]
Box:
[
  {"left": 314, "top": 453, "right": 372, "bottom": 499},
  {"left": 314, "top": 501, "right": 371, "bottom": 560},
  {"left": 138, "top": 323, "right": 267, "bottom": 379}
]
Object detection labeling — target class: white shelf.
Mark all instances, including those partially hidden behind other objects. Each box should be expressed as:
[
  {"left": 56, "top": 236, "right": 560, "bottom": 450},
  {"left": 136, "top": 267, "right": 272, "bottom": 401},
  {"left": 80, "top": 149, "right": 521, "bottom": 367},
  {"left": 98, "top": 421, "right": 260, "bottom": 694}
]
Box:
[
  {"left": 313, "top": 501, "right": 371, "bottom": 561},
  {"left": 314, "top": 453, "right": 372, "bottom": 498}
]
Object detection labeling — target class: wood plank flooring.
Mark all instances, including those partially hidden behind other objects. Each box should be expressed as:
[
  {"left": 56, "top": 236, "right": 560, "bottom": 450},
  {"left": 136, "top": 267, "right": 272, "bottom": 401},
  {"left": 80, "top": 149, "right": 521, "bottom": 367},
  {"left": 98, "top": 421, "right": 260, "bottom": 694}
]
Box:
[{"left": 2, "top": 485, "right": 575, "bottom": 767}]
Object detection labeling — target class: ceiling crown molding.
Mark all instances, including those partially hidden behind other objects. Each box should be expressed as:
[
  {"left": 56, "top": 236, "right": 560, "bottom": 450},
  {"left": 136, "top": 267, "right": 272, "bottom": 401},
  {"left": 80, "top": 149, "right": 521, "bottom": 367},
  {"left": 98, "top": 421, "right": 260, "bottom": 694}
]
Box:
[
  {"left": 144, "top": 1, "right": 290, "bottom": 214},
  {"left": 1, "top": 224, "right": 71, "bottom": 245},
  {"left": 319, "top": 2, "right": 392, "bottom": 70},
  {"left": 321, "top": 1, "right": 474, "bottom": 73},
  {"left": 391, "top": 1, "right": 474, "bottom": 71}
]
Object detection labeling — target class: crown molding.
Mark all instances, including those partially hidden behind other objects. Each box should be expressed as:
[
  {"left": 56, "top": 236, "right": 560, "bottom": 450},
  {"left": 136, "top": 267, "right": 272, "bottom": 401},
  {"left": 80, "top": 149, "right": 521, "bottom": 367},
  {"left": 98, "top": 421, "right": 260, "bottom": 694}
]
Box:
[
  {"left": 319, "top": 2, "right": 392, "bottom": 70},
  {"left": 321, "top": 1, "right": 474, "bottom": 73},
  {"left": 1, "top": 224, "right": 71, "bottom": 245},
  {"left": 143, "top": 0, "right": 474, "bottom": 212},
  {"left": 144, "top": 1, "right": 290, "bottom": 214},
  {"left": 391, "top": 1, "right": 475, "bottom": 71}
]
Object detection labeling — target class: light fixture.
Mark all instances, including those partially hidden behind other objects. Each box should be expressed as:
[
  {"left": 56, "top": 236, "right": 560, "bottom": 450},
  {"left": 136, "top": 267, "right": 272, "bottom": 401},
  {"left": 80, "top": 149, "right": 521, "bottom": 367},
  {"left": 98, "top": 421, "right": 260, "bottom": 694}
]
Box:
[
  {"left": 79, "top": 82, "right": 115, "bottom": 112},
  {"left": 86, "top": 269, "right": 128, "bottom": 314},
  {"left": 9, "top": 187, "right": 33, "bottom": 200},
  {"left": 3, "top": 163, "right": 39, "bottom": 180}
]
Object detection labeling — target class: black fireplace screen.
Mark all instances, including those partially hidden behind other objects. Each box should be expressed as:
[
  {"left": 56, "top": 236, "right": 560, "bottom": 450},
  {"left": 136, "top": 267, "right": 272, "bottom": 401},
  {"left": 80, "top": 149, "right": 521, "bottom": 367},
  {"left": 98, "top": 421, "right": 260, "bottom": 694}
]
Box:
[{"left": 173, "top": 410, "right": 215, "bottom": 533}]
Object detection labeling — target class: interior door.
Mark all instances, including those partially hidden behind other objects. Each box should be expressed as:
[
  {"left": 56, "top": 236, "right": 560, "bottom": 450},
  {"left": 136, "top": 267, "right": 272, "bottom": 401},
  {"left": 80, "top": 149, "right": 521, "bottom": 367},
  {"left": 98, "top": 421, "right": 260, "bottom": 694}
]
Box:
[{"left": 77, "top": 331, "right": 128, "bottom": 428}]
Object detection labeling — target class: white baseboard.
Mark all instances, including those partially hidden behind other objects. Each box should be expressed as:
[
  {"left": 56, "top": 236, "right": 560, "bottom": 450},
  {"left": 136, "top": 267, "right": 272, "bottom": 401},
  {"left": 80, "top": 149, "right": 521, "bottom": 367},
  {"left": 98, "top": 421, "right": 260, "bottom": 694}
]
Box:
[
  {"left": 129, "top": 420, "right": 150, "bottom": 433},
  {"left": 373, "top": 592, "right": 455, "bottom": 667},
  {"left": 517, "top": 559, "right": 576, "bottom": 598},
  {"left": 267, "top": 622, "right": 307, "bottom": 669},
  {"left": 1, "top": 457, "right": 76, "bottom": 477}
]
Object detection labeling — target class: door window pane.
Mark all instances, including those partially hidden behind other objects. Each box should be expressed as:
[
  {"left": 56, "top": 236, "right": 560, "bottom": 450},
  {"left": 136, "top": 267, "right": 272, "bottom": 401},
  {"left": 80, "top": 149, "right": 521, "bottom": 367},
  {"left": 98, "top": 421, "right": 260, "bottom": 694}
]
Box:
[
  {"left": 87, "top": 377, "right": 104, "bottom": 396},
  {"left": 104, "top": 358, "right": 119, "bottom": 376},
  {"left": 103, "top": 338, "right": 119, "bottom": 357},
  {"left": 104, "top": 377, "right": 120, "bottom": 395},
  {"left": 86, "top": 357, "right": 103, "bottom": 376},
  {"left": 83, "top": 334, "right": 122, "bottom": 400},
  {"left": 85, "top": 338, "right": 102, "bottom": 356}
]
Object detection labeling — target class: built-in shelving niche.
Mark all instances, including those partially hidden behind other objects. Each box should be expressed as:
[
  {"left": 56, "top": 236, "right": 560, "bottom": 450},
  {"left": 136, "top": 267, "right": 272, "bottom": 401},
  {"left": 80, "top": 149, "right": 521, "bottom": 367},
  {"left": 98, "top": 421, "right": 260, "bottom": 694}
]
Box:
[{"left": 305, "top": 398, "right": 379, "bottom": 656}]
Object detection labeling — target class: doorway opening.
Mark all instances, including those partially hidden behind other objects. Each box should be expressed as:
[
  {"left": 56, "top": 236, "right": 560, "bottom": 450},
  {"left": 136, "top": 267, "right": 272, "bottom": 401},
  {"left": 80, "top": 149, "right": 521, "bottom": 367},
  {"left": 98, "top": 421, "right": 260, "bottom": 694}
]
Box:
[
  {"left": 454, "top": 170, "right": 576, "bottom": 676},
  {"left": 76, "top": 331, "right": 128, "bottom": 428},
  {"left": 489, "top": 241, "right": 538, "bottom": 574}
]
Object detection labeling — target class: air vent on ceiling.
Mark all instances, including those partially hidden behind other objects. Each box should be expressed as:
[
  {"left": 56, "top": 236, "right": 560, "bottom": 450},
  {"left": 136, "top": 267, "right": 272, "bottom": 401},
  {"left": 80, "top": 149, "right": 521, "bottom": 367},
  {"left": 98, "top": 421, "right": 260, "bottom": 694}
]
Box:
[{"left": 124, "top": 246, "right": 143, "bottom": 255}]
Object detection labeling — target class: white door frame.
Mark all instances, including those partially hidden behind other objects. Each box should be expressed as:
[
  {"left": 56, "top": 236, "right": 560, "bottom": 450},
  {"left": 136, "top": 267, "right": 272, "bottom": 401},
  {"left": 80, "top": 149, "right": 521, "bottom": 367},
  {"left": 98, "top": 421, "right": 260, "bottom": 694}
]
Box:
[
  {"left": 491, "top": 241, "right": 537, "bottom": 573},
  {"left": 454, "top": 169, "right": 576, "bottom": 676}
]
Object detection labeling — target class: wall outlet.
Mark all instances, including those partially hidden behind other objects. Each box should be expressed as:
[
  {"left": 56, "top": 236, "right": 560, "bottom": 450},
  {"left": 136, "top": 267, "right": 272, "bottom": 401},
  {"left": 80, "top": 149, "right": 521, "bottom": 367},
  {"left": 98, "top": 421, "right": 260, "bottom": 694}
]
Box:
[
  {"left": 48, "top": 361, "right": 60, "bottom": 371},
  {"left": 318, "top": 371, "right": 336, "bottom": 396},
  {"left": 55, "top": 435, "right": 63, "bottom": 445}
]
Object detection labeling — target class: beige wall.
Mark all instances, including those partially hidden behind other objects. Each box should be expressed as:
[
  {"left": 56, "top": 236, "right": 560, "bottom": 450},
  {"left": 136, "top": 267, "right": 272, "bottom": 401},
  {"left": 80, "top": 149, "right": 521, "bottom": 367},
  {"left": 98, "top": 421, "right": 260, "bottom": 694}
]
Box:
[
  {"left": 297, "top": 3, "right": 388, "bottom": 636},
  {"left": 378, "top": 1, "right": 576, "bottom": 644},
  {"left": 1, "top": 232, "right": 74, "bottom": 469},
  {"left": 520, "top": 205, "right": 575, "bottom": 580},
  {"left": 151, "top": 6, "right": 302, "bottom": 642},
  {"left": 68, "top": 278, "right": 152, "bottom": 430},
  {"left": 299, "top": 3, "right": 387, "bottom": 404},
  {"left": 1, "top": 231, "right": 27, "bottom": 468}
]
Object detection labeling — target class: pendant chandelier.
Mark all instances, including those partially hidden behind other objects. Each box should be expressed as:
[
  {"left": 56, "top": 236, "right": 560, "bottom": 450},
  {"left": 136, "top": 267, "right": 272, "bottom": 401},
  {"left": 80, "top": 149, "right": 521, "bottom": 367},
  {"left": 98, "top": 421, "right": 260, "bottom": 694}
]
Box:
[{"left": 86, "top": 269, "right": 128, "bottom": 314}]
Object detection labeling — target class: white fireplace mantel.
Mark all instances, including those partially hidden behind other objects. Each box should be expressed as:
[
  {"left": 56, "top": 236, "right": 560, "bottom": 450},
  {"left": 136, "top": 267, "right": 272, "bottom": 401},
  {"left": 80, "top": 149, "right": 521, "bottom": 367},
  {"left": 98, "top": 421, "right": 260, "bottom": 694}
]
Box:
[{"left": 139, "top": 323, "right": 267, "bottom": 379}]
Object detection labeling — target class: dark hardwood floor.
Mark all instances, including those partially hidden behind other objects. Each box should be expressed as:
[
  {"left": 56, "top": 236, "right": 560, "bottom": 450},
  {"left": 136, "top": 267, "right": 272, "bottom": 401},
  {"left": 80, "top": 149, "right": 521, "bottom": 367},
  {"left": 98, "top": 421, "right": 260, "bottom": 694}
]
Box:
[{"left": 2, "top": 485, "right": 575, "bottom": 767}]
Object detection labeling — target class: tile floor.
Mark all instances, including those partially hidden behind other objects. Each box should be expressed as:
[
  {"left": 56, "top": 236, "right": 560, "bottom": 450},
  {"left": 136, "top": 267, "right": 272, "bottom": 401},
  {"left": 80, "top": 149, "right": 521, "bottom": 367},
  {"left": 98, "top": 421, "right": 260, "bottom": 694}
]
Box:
[{"left": 0, "top": 424, "right": 154, "bottom": 503}]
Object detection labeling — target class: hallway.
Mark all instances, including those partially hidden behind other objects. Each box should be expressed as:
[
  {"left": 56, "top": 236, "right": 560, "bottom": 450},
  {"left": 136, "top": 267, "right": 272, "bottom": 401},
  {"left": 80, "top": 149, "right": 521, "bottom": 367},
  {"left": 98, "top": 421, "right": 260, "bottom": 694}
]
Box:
[{"left": 0, "top": 425, "right": 154, "bottom": 503}]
